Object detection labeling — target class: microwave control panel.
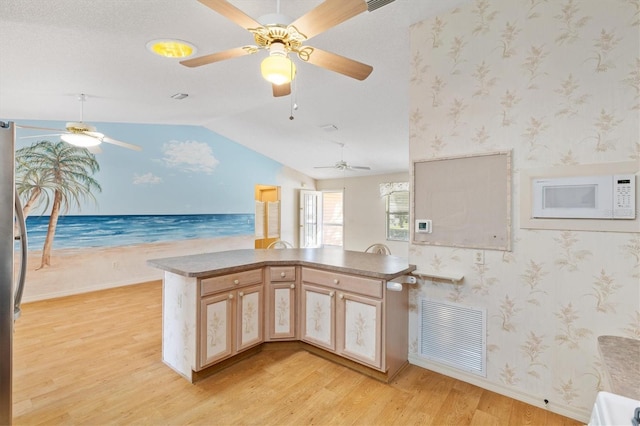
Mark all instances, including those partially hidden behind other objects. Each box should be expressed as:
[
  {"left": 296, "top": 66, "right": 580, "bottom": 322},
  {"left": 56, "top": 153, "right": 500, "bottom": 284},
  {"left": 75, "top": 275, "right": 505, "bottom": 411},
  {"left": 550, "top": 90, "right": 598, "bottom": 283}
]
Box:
[{"left": 613, "top": 174, "right": 636, "bottom": 218}]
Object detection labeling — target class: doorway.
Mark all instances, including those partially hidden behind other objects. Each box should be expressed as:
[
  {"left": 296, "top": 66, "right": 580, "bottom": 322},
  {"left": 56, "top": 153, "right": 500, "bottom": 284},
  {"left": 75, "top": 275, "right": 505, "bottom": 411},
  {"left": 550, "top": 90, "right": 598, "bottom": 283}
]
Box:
[
  {"left": 299, "top": 190, "right": 343, "bottom": 248},
  {"left": 254, "top": 184, "right": 281, "bottom": 249}
]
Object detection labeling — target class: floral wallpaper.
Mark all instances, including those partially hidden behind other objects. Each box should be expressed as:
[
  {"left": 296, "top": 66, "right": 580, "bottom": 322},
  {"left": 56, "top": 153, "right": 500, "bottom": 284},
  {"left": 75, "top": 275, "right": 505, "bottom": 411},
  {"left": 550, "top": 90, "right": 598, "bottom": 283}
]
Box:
[
  {"left": 408, "top": 0, "right": 639, "bottom": 420},
  {"left": 163, "top": 273, "right": 197, "bottom": 382}
]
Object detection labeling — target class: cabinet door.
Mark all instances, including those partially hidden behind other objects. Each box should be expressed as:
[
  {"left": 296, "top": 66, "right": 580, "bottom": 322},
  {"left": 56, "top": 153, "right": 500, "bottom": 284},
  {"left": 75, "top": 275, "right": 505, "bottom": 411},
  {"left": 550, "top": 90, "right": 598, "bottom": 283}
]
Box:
[
  {"left": 268, "top": 282, "right": 296, "bottom": 339},
  {"left": 200, "top": 292, "right": 234, "bottom": 368},
  {"left": 236, "top": 284, "right": 264, "bottom": 352},
  {"left": 336, "top": 292, "right": 382, "bottom": 369},
  {"left": 301, "top": 284, "right": 335, "bottom": 351}
]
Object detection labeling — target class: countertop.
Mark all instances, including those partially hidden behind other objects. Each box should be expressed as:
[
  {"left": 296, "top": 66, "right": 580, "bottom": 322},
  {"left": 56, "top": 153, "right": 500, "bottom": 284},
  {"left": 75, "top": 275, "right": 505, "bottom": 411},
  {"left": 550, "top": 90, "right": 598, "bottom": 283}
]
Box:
[
  {"left": 148, "top": 248, "right": 416, "bottom": 280},
  {"left": 597, "top": 335, "right": 640, "bottom": 400}
]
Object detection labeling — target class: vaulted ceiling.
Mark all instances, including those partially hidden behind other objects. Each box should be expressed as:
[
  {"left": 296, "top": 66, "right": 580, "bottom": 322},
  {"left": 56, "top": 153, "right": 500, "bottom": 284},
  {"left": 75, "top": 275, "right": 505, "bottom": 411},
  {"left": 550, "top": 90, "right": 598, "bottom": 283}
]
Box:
[{"left": 0, "top": 0, "right": 468, "bottom": 179}]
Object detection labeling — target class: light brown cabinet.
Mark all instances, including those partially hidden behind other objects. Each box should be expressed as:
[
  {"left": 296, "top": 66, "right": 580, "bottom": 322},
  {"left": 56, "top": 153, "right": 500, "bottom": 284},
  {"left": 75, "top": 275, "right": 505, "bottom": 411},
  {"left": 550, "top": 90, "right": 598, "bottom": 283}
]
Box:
[
  {"left": 336, "top": 291, "right": 382, "bottom": 369},
  {"left": 265, "top": 266, "right": 297, "bottom": 340},
  {"left": 300, "top": 283, "right": 336, "bottom": 351},
  {"left": 300, "top": 268, "right": 384, "bottom": 370},
  {"left": 155, "top": 250, "right": 412, "bottom": 383},
  {"left": 198, "top": 269, "right": 264, "bottom": 369}
]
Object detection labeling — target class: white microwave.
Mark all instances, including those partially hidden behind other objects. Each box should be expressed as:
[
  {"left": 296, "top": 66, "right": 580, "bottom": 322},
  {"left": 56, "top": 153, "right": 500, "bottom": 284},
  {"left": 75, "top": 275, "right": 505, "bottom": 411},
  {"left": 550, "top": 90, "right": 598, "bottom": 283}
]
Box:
[{"left": 532, "top": 174, "right": 636, "bottom": 219}]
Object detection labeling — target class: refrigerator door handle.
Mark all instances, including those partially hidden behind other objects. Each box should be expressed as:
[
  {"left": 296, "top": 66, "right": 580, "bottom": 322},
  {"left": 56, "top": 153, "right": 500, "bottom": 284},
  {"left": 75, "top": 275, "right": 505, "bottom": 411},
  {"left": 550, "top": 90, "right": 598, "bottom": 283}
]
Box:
[{"left": 13, "top": 187, "right": 27, "bottom": 322}]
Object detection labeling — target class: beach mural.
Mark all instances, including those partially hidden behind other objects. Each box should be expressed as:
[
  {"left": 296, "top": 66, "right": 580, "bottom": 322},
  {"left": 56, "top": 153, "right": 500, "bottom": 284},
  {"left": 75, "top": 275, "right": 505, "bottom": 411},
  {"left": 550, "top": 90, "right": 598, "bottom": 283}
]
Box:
[{"left": 12, "top": 119, "right": 309, "bottom": 301}]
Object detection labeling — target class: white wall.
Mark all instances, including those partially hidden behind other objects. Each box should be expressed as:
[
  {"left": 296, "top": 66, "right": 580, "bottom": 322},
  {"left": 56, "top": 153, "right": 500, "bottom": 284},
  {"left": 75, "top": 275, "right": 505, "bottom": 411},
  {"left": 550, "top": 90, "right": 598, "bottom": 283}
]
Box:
[
  {"left": 317, "top": 172, "right": 410, "bottom": 258},
  {"left": 408, "top": 0, "right": 639, "bottom": 422}
]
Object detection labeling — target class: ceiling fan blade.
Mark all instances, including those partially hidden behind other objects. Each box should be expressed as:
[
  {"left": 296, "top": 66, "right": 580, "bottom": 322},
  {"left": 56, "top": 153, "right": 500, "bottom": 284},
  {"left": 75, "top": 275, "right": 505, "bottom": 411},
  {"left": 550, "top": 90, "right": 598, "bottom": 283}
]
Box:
[
  {"left": 290, "top": 0, "right": 367, "bottom": 41},
  {"left": 349, "top": 166, "right": 371, "bottom": 170},
  {"left": 16, "top": 124, "right": 65, "bottom": 132},
  {"left": 180, "top": 46, "right": 255, "bottom": 68},
  {"left": 303, "top": 47, "right": 373, "bottom": 81},
  {"left": 19, "top": 133, "right": 63, "bottom": 139},
  {"left": 314, "top": 166, "right": 337, "bottom": 169},
  {"left": 197, "top": 0, "right": 262, "bottom": 30},
  {"left": 102, "top": 136, "right": 143, "bottom": 152},
  {"left": 272, "top": 83, "right": 291, "bottom": 97}
]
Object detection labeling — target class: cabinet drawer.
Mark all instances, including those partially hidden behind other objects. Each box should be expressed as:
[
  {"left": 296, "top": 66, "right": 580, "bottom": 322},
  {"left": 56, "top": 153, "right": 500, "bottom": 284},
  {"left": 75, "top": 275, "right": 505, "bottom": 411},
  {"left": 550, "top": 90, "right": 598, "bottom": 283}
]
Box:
[
  {"left": 200, "top": 269, "right": 263, "bottom": 296},
  {"left": 301, "top": 268, "right": 383, "bottom": 299},
  {"left": 269, "top": 266, "right": 296, "bottom": 282}
]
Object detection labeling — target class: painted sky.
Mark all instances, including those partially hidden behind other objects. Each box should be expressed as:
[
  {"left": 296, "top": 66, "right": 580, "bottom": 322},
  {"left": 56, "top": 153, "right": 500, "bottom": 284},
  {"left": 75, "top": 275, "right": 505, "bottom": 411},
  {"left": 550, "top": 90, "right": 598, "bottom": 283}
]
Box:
[{"left": 13, "top": 119, "right": 284, "bottom": 215}]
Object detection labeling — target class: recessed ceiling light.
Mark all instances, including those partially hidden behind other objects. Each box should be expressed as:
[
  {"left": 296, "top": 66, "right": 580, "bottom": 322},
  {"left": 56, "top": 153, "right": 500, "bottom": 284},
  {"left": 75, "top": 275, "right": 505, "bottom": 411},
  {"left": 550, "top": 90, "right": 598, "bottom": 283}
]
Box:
[{"left": 146, "top": 39, "right": 196, "bottom": 58}]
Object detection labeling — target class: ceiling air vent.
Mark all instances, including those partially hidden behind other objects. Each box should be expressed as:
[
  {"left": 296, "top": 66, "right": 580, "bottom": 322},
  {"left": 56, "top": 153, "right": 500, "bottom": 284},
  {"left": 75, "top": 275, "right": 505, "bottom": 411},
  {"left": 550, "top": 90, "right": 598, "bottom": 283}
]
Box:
[{"left": 366, "top": 0, "right": 396, "bottom": 12}]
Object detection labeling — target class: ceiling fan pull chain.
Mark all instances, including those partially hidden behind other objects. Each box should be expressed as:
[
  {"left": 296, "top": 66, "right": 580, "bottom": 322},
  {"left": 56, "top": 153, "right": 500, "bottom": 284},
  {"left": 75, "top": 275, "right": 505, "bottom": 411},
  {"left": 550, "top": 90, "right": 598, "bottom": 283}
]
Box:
[
  {"left": 289, "top": 96, "right": 294, "bottom": 120},
  {"left": 289, "top": 60, "right": 297, "bottom": 120}
]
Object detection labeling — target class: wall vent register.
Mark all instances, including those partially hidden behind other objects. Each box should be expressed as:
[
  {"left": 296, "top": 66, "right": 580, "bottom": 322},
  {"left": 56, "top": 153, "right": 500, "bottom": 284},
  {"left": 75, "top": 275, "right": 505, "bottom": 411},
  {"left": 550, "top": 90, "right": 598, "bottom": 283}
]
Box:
[{"left": 419, "top": 298, "right": 486, "bottom": 376}]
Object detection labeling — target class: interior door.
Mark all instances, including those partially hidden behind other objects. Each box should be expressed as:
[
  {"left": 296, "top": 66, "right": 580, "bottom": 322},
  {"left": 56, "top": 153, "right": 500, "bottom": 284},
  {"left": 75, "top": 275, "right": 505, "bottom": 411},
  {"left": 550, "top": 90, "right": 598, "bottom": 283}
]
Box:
[
  {"left": 255, "top": 185, "right": 280, "bottom": 249},
  {"left": 299, "top": 190, "right": 322, "bottom": 248}
]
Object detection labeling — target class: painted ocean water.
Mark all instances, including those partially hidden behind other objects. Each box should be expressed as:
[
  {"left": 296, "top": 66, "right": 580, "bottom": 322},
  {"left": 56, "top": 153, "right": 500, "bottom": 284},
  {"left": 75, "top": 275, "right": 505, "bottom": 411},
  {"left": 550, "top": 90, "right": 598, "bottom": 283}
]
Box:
[{"left": 24, "top": 214, "right": 255, "bottom": 250}]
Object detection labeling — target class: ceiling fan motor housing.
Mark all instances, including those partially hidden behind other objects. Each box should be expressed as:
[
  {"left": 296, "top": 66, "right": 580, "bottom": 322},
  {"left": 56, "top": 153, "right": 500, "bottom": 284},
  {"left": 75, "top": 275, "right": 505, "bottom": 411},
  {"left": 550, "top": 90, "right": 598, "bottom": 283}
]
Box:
[
  {"left": 65, "top": 121, "right": 97, "bottom": 133},
  {"left": 257, "top": 13, "right": 293, "bottom": 26}
]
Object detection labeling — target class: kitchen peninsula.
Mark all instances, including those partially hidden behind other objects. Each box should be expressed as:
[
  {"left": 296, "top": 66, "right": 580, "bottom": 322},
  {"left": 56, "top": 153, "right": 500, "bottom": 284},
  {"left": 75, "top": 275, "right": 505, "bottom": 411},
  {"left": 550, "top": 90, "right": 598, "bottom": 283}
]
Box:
[{"left": 148, "top": 248, "right": 416, "bottom": 383}]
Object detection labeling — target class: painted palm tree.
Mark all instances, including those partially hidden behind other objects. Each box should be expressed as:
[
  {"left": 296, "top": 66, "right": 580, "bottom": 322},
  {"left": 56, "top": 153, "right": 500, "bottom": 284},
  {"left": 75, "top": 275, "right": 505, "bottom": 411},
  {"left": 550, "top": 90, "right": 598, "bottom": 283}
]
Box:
[
  {"left": 15, "top": 155, "right": 56, "bottom": 218},
  {"left": 16, "top": 140, "right": 101, "bottom": 268}
]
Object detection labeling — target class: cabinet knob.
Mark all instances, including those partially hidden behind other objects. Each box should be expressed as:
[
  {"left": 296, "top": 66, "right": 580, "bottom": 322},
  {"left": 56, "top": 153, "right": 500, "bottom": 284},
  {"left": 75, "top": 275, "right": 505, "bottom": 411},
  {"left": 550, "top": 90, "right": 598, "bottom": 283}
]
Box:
[
  {"left": 280, "top": 272, "right": 286, "bottom": 278},
  {"left": 228, "top": 294, "right": 234, "bottom": 300},
  {"left": 333, "top": 279, "right": 339, "bottom": 285},
  {"left": 233, "top": 279, "right": 240, "bottom": 285},
  {"left": 339, "top": 293, "right": 344, "bottom": 299},
  {"left": 238, "top": 291, "right": 244, "bottom": 297},
  {"left": 290, "top": 284, "right": 295, "bottom": 289},
  {"left": 329, "top": 291, "right": 334, "bottom": 297}
]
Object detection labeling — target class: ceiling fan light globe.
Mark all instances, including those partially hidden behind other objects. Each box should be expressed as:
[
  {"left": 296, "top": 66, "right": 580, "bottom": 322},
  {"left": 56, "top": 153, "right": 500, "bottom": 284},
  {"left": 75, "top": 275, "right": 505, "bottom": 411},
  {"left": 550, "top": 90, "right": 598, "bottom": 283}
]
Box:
[
  {"left": 61, "top": 133, "right": 101, "bottom": 147},
  {"left": 261, "top": 55, "right": 296, "bottom": 85},
  {"left": 146, "top": 39, "right": 196, "bottom": 58}
]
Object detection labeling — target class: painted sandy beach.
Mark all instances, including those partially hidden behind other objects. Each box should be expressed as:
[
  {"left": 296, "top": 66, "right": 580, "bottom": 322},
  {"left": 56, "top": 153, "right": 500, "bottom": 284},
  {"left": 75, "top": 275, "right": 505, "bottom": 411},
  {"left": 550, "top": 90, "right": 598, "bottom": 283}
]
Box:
[{"left": 17, "top": 235, "right": 255, "bottom": 303}]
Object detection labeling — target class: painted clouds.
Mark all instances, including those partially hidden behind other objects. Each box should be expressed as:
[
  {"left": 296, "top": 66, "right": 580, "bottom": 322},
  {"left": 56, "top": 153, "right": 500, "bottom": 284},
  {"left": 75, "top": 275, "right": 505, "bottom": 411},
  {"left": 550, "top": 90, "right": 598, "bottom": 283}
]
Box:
[{"left": 161, "top": 140, "right": 220, "bottom": 174}]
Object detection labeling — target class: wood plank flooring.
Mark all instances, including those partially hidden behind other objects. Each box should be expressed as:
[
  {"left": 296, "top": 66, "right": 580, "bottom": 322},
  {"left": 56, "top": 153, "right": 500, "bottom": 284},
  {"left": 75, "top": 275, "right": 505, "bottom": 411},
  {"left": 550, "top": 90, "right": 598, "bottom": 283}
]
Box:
[{"left": 12, "top": 281, "right": 581, "bottom": 425}]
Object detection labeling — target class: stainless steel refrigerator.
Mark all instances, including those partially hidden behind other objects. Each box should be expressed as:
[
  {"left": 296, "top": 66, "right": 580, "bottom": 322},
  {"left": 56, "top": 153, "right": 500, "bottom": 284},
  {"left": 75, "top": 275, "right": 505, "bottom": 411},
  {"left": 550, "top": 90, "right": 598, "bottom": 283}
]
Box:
[{"left": 0, "top": 121, "right": 28, "bottom": 425}]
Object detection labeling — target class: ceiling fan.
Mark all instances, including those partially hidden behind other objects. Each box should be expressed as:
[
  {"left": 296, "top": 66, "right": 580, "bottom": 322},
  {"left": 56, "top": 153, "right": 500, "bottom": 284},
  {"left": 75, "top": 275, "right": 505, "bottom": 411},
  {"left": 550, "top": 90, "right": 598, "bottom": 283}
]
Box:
[
  {"left": 17, "top": 94, "right": 142, "bottom": 152},
  {"left": 181, "top": 0, "right": 374, "bottom": 97},
  {"left": 314, "top": 143, "right": 371, "bottom": 171}
]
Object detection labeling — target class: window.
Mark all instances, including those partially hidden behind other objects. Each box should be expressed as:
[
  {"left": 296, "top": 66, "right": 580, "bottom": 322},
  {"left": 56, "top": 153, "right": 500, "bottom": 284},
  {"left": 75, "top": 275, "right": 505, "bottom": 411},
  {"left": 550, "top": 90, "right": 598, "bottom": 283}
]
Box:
[
  {"left": 385, "top": 189, "right": 409, "bottom": 242},
  {"left": 322, "top": 191, "right": 343, "bottom": 247}
]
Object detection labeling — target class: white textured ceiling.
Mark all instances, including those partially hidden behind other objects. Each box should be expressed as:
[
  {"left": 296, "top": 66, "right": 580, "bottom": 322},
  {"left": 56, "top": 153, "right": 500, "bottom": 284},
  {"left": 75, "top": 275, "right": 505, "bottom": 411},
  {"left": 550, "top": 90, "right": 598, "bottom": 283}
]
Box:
[{"left": 0, "top": 0, "right": 468, "bottom": 179}]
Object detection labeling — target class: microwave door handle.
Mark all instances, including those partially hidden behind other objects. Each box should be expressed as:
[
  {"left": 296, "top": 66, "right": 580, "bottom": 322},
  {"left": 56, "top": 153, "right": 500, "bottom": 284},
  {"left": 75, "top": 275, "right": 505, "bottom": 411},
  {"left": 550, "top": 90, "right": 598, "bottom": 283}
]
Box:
[{"left": 13, "top": 193, "right": 27, "bottom": 322}]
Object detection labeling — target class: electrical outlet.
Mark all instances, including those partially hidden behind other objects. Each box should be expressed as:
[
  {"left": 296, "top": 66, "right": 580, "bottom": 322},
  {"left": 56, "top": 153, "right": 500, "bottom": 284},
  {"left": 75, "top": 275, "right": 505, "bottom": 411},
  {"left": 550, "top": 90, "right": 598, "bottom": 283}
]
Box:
[{"left": 473, "top": 250, "right": 485, "bottom": 265}]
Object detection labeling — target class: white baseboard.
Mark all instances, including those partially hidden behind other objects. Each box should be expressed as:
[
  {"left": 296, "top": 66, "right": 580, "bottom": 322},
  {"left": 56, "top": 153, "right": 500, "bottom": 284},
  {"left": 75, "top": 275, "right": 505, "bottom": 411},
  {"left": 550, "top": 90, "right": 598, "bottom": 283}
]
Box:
[{"left": 408, "top": 354, "right": 591, "bottom": 423}]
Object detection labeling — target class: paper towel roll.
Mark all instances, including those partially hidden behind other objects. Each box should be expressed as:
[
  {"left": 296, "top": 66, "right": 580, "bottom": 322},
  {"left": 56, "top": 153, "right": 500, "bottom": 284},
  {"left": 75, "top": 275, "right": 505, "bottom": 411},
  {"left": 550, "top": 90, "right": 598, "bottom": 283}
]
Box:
[{"left": 386, "top": 282, "right": 403, "bottom": 292}]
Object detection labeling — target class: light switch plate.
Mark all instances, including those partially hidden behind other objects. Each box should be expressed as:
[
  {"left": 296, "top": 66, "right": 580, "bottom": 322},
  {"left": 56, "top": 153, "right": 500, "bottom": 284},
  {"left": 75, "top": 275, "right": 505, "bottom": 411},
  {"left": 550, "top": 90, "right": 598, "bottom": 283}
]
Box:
[{"left": 473, "top": 250, "right": 485, "bottom": 265}]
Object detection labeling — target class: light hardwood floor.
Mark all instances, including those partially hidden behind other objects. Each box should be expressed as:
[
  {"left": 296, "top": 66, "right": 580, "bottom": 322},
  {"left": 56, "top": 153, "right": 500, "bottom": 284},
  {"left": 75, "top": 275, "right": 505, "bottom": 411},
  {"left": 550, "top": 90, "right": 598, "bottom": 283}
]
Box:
[{"left": 12, "top": 281, "right": 581, "bottom": 425}]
